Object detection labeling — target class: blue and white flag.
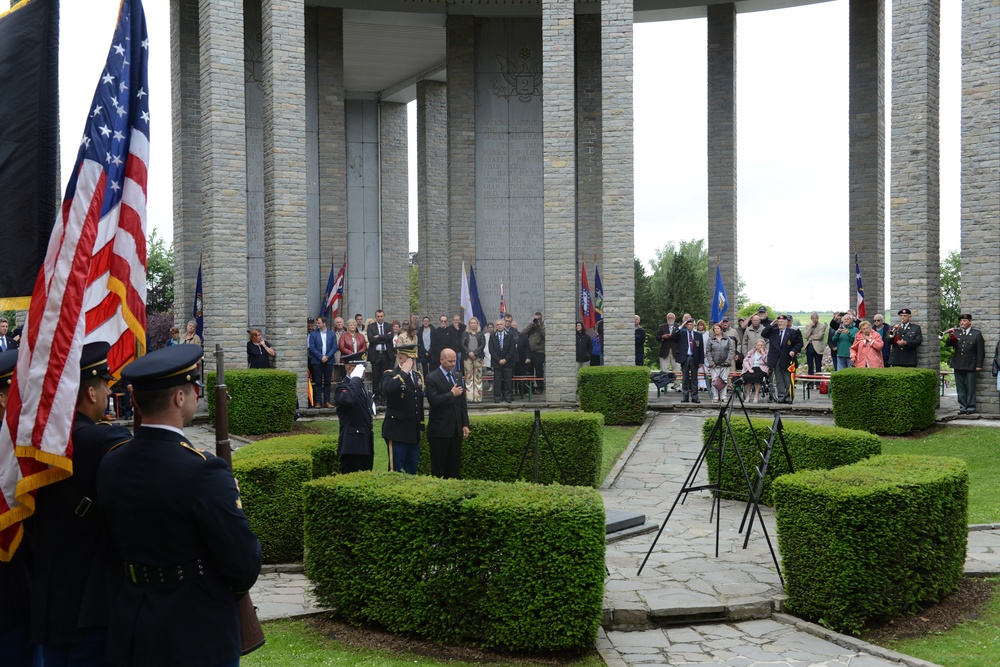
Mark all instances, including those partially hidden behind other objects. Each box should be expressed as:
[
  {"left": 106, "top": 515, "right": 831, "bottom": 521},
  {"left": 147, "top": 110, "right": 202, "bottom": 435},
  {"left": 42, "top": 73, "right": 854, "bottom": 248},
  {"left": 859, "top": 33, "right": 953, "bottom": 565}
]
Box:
[{"left": 711, "top": 265, "right": 728, "bottom": 323}]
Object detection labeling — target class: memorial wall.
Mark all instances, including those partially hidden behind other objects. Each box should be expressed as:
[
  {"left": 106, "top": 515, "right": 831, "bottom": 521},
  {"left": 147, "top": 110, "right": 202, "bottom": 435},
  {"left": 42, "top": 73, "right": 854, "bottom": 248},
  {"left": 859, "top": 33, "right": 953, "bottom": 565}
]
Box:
[{"left": 245, "top": 0, "right": 266, "bottom": 329}]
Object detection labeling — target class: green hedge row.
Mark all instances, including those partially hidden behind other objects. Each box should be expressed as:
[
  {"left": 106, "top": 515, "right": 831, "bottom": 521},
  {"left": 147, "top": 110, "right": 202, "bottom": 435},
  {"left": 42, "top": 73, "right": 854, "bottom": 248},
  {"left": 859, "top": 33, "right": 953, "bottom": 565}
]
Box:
[
  {"left": 702, "top": 418, "right": 881, "bottom": 504},
  {"left": 232, "top": 435, "right": 338, "bottom": 563},
  {"left": 578, "top": 366, "right": 649, "bottom": 425},
  {"left": 304, "top": 472, "right": 605, "bottom": 651},
  {"left": 830, "top": 367, "right": 937, "bottom": 435},
  {"left": 206, "top": 369, "right": 298, "bottom": 435},
  {"left": 773, "top": 455, "right": 968, "bottom": 634}
]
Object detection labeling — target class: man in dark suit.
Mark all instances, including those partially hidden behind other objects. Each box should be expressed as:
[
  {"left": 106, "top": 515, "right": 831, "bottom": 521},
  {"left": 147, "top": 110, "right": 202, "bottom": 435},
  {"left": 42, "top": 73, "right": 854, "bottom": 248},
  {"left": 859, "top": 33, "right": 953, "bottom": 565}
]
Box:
[
  {"left": 887, "top": 308, "right": 923, "bottom": 368},
  {"left": 97, "top": 345, "right": 261, "bottom": 667},
  {"left": 946, "top": 313, "right": 986, "bottom": 415},
  {"left": 0, "top": 317, "right": 17, "bottom": 351},
  {"left": 308, "top": 316, "right": 337, "bottom": 408},
  {"left": 489, "top": 318, "right": 517, "bottom": 403},
  {"left": 671, "top": 318, "right": 704, "bottom": 403},
  {"left": 381, "top": 345, "right": 424, "bottom": 474},
  {"left": 425, "top": 348, "right": 470, "bottom": 479},
  {"left": 335, "top": 352, "right": 376, "bottom": 473},
  {"left": 366, "top": 310, "right": 394, "bottom": 406},
  {"left": 656, "top": 313, "right": 680, "bottom": 391},
  {"left": 761, "top": 315, "right": 803, "bottom": 404},
  {"left": 430, "top": 315, "right": 453, "bottom": 374},
  {"left": 417, "top": 316, "right": 434, "bottom": 377}
]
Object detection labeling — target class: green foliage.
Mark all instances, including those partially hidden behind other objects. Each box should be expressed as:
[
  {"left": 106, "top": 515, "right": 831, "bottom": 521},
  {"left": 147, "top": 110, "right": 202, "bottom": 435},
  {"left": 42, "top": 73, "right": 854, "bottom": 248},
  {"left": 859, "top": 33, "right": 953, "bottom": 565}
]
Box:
[
  {"left": 647, "top": 239, "right": 709, "bottom": 324},
  {"left": 773, "top": 455, "right": 969, "bottom": 635},
  {"left": 577, "top": 366, "right": 649, "bottom": 425},
  {"left": 206, "top": 369, "right": 298, "bottom": 435},
  {"left": 738, "top": 302, "right": 775, "bottom": 321},
  {"left": 409, "top": 264, "right": 419, "bottom": 317},
  {"left": 703, "top": 418, "right": 881, "bottom": 504},
  {"left": 940, "top": 250, "right": 960, "bottom": 364},
  {"left": 232, "top": 435, "right": 339, "bottom": 563},
  {"left": 830, "top": 367, "right": 937, "bottom": 435},
  {"left": 634, "top": 258, "right": 658, "bottom": 364},
  {"left": 304, "top": 472, "right": 605, "bottom": 651},
  {"left": 0, "top": 310, "right": 16, "bottom": 329},
  {"left": 146, "top": 229, "right": 174, "bottom": 313}
]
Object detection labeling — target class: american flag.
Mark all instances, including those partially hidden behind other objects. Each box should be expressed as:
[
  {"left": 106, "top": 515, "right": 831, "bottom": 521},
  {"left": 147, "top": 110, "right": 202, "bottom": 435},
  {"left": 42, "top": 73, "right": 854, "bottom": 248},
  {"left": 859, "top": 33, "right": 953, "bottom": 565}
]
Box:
[
  {"left": 322, "top": 260, "right": 346, "bottom": 320},
  {"left": 0, "top": 0, "right": 149, "bottom": 561}
]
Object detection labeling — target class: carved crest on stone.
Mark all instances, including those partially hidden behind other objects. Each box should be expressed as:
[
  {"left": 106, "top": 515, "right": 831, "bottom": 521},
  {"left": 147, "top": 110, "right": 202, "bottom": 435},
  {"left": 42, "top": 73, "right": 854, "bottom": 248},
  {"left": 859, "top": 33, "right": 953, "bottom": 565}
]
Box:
[{"left": 492, "top": 46, "right": 542, "bottom": 102}]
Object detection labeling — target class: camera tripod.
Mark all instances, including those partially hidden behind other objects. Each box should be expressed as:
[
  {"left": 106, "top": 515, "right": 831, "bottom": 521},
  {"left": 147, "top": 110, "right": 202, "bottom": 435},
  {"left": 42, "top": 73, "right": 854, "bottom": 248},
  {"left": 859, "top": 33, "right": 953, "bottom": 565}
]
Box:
[{"left": 515, "top": 409, "right": 568, "bottom": 484}]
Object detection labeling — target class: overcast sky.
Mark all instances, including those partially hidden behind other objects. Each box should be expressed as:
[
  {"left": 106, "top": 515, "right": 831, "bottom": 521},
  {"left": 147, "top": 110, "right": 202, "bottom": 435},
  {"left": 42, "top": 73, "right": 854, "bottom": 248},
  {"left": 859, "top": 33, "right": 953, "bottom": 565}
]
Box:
[{"left": 59, "top": 0, "right": 961, "bottom": 313}]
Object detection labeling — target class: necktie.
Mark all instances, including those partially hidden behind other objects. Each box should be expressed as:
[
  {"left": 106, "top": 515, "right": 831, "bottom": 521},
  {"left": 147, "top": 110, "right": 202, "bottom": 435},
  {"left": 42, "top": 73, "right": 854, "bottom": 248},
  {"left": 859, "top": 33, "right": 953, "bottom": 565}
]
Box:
[
  {"left": 500, "top": 332, "right": 505, "bottom": 348},
  {"left": 0, "top": 338, "right": 5, "bottom": 352},
  {"left": 447, "top": 371, "right": 454, "bottom": 386},
  {"left": 688, "top": 332, "right": 693, "bottom": 354},
  {"left": 780, "top": 331, "right": 785, "bottom": 347}
]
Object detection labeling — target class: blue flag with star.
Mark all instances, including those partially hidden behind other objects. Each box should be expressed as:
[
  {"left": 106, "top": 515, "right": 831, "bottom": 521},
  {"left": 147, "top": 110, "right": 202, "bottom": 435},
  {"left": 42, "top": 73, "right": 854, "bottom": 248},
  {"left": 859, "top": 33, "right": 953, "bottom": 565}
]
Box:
[{"left": 711, "top": 265, "right": 728, "bottom": 323}]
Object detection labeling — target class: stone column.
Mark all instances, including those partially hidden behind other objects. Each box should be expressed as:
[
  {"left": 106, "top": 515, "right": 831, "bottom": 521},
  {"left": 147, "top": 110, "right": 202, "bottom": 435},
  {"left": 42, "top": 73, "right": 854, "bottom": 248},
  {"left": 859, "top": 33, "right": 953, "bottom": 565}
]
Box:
[
  {"left": 417, "top": 80, "right": 449, "bottom": 320},
  {"left": 262, "top": 0, "right": 308, "bottom": 399},
  {"left": 171, "top": 0, "right": 202, "bottom": 325},
  {"left": 890, "top": 0, "right": 940, "bottom": 370},
  {"left": 961, "top": 0, "right": 1000, "bottom": 415},
  {"left": 198, "top": 0, "right": 248, "bottom": 371},
  {"left": 541, "top": 0, "right": 577, "bottom": 402},
  {"left": 707, "top": 4, "right": 738, "bottom": 320},
  {"left": 576, "top": 14, "right": 602, "bottom": 270},
  {"left": 601, "top": 0, "right": 635, "bottom": 366},
  {"left": 848, "top": 0, "right": 885, "bottom": 319},
  {"left": 380, "top": 101, "right": 410, "bottom": 322},
  {"left": 447, "top": 16, "right": 475, "bottom": 319}
]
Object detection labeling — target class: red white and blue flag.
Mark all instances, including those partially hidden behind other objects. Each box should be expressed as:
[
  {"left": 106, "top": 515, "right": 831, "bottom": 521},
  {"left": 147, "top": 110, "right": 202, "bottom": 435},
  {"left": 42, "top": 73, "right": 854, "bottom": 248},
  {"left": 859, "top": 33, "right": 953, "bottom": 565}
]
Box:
[
  {"left": 1, "top": 0, "right": 149, "bottom": 561},
  {"left": 855, "top": 253, "right": 866, "bottom": 320},
  {"left": 580, "top": 263, "right": 596, "bottom": 331},
  {"left": 320, "top": 257, "right": 345, "bottom": 320},
  {"left": 499, "top": 283, "right": 507, "bottom": 317}
]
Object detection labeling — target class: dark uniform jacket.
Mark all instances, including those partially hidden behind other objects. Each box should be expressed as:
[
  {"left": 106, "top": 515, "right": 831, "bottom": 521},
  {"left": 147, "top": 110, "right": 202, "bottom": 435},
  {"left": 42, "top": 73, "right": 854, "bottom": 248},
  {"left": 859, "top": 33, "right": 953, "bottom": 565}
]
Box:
[
  {"left": 947, "top": 327, "right": 985, "bottom": 371},
  {"left": 31, "top": 413, "right": 131, "bottom": 645},
  {"left": 670, "top": 327, "right": 705, "bottom": 365},
  {"left": 431, "top": 325, "right": 459, "bottom": 362},
  {"left": 381, "top": 365, "right": 425, "bottom": 444},
  {"left": 0, "top": 537, "right": 33, "bottom": 643},
  {"left": 334, "top": 376, "right": 375, "bottom": 456},
  {"left": 888, "top": 322, "right": 923, "bottom": 367},
  {"left": 761, "top": 324, "right": 803, "bottom": 371},
  {"left": 96, "top": 426, "right": 261, "bottom": 667},
  {"left": 425, "top": 367, "right": 470, "bottom": 439}
]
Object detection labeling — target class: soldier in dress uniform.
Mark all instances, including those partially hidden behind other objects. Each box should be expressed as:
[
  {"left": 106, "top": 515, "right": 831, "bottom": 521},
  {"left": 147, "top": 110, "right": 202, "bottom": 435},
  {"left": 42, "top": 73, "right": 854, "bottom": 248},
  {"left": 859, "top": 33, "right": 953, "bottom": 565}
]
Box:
[
  {"left": 887, "top": 308, "right": 923, "bottom": 367},
  {"left": 31, "top": 342, "right": 133, "bottom": 666},
  {"left": 945, "top": 313, "right": 986, "bottom": 415},
  {"left": 381, "top": 344, "right": 424, "bottom": 475},
  {"left": 335, "top": 352, "right": 375, "bottom": 473},
  {"left": 97, "top": 345, "right": 261, "bottom": 667}
]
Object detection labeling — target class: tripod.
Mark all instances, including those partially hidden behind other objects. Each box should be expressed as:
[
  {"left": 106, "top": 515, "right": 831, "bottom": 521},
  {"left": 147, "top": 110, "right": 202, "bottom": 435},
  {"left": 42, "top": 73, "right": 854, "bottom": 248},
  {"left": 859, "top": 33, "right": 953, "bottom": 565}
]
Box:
[
  {"left": 636, "top": 380, "right": 791, "bottom": 585},
  {"left": 515, "top": 409, "right": 568, "bottom": 484}
]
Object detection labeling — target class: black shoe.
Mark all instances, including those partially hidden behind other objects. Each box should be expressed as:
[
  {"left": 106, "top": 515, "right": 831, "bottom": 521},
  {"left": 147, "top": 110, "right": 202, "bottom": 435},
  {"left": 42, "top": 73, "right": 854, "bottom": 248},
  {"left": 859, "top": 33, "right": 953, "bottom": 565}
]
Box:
[
  {"left": 494, "top": 399, "right": 501, "bottom": 403},
  {"left": 692, "top": 398, "right": 701, "bottom": 403},
  {"left": 681, "top": 397, "right": 690, "bottom": 403},
  {"left": 967, "top": 409, "right": 976, "bottom": 415},
  {"left": 958, "top": 409, "right": 967, "bottom": 415}
]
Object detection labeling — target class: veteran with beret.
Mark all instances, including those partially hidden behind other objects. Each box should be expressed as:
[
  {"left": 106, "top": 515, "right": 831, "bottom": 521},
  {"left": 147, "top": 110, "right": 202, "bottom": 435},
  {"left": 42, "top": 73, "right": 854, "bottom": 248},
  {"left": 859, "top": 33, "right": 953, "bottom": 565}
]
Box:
[
  {"left": 381, "top": 344, "right": 425, "bottom": 475},
  {"left": 946, "top": 313, "right": 986, "bottom": 415},
  {"left": 97, "top": 345, "right": 261, "bottom": 667},
  {"left": 888, "top": 308, "right": 923, "bottom": 368}
]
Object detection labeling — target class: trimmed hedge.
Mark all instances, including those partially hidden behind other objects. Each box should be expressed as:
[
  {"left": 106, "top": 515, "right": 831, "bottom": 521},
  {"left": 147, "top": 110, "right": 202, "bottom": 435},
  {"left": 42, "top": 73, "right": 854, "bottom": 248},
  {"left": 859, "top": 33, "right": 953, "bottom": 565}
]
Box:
[
  {"left": 414, "top": 412, "right": 604, "bottom": 488},
  {"left": 206, "top": 369, "right": 298, "bottom": 435},
  {"left": 578, "top": 366, "right": 649, "bottom": 425},
  {"left": 232, "top": 435, "right": 338, "bottom": 563},
  {"left": 830, "top": 367, "right": 937, "bottom": 435},
  {"left": 773, "top": 455, "right": 968, "bottom": 634},
  {"left": 304, "top": 472, "right": 605, "bottom": 651},
  {"left": 703, "top": 418, "right": 881, "bottom": 504}
]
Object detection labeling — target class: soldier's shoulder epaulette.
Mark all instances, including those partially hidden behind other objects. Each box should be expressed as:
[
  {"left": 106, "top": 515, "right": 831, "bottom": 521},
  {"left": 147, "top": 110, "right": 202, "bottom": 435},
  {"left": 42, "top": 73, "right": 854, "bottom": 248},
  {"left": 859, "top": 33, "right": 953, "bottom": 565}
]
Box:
[
  {"left": 106, "top": 439, "right": 130, "bottom": 455},
  {"left": 383, "top": 368, "right": 396, "bottom": 376},
  {"left": 178, "top": 441, "right": 208, "bottom": 460}
]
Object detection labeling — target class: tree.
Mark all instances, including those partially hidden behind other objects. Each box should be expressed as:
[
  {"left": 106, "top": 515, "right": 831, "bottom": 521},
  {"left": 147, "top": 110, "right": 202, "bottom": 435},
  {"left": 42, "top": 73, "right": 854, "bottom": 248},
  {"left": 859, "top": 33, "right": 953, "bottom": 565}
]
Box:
[
  {"left": 939, "top": 250, "right": 960, "bottom": 364},
  {"left": 410, "top": 265, "right": 419, "bottom": 316},
  {"left": 146, "top": 229, "right": 174, "bottom": 313},
  {"left": 634, "top": 258, "right": 657, "bottom": 365},
  {"left": 648, "top": 239, "right": 709, "bottom": 325}
]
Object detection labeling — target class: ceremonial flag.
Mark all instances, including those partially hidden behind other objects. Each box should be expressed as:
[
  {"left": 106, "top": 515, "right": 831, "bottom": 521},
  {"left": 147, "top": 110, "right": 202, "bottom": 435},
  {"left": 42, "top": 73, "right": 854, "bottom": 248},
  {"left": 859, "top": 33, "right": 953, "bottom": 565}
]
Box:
[
  {"left": 321, "top": 258, "right": 345, "bottom": 320},
  {"left": 593, "top": 263, "right": 604, "bottom": 322},
  {"left": 468, "top": 264, "right": 487, "bottom": 326},
  {"left": 460, "top": 262, "right": 473, "bottom": 325},
  {"left": 192, "top": 257, "right": 203, "bottom": 340},
  {"left": 499, "top": 283, "right": 507, "bottom": 317},
  {"left": 0, "top": 0, "right": 59, "bottom": 310},
  {"left": 711, "top": 265, "right": 728, "bottom": 323},
  {"left": 580, "top": 264, "right": 595, "bottom": 330},
  {"left": 855, "top": 253, "right": 866, "bottom": 319},
  {"left": 1, "top": 0, "right": 150, "bottom": 561}
]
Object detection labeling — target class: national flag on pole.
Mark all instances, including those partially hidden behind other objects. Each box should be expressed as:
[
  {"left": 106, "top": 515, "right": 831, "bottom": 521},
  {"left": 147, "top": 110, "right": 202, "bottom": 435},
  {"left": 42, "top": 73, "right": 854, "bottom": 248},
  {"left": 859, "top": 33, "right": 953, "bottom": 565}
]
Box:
[
  {"left": 580, "top": 264, "right": 596, "bottom": 330},
  {"left": 499, "top": 283, "right": 507, "bottom": 317},
  {"left": 711, "top": 265, "right": 728, "bottom": 323},
  {"left": 855, "top": 253, "right": 866, "bottom": 319},
  {"left": 593, "top": 263, "right": 604, "bottom": 322},
  {"left": 1, "top": 0, "right": 150, "bottom": 561},
  {"left": 321, "top": 258, "right": 345, "bottom": 320},
  {"left": 460, "top": 262, "right": 473, "bottom": 325},
  {"left": 468, "top": 264, "right": 487, "bottom": 326},
  {"left": 192, "top": 257, "right": 203, "bottom": 340}
]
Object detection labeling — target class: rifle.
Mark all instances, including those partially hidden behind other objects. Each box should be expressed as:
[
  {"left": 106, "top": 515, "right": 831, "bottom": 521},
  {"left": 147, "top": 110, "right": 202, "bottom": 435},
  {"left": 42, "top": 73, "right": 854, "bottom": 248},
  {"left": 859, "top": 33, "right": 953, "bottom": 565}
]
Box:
[{"left": 214, "top": 345, "right": 266, "bottom": 655}]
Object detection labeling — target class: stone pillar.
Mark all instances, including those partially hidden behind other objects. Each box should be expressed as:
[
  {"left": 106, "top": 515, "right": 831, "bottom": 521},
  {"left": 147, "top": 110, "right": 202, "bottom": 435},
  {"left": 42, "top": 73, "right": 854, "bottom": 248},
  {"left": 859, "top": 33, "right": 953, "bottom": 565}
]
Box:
[
  {"left": 380, "top": 101, "right": 410, "bottom": 322},
  {"left": 447, "top": 16, "right": 475, "bottom": 319},
  {"left": 262, "top": 0, "right": 308, "bottom": 399},
  {"left": 417, "top": 80, "right": 449, "bottom": 320},
  {"left": 848, "top": 0, "right": 885, "bottom": 319},
  {"left": 890, "top": 0, "right": 940, "bottom": 370},
  {"left": 576, "top": 14, "right": 602, "bottom": 270},
  {"left": 345, "top": 99, "right": 382, "bottom": 319},
  {"left": 171, "top": 0, "right": 201, "bottom": 328},
  {"left": 707, "top": 4, "right": 738, "bottom": 320},
  {"left": 961, "top": 0, "right": 1000, "bottom": 415},
  {"left": 541, "top": 0, "right": 577, "bottom": 402},
  {"left": 601, "top": 0, "right": 635, "bottom": 366},
  {"left": 198, "top": 0, "right": 247, "bottom": 371}
]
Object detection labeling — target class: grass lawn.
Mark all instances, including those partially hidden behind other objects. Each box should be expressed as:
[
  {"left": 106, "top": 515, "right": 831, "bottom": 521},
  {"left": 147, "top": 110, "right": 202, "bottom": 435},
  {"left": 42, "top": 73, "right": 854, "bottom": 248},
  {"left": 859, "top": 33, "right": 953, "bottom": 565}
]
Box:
[{"left": 881, "top": 426, "right": 1000, "bottom": 523}]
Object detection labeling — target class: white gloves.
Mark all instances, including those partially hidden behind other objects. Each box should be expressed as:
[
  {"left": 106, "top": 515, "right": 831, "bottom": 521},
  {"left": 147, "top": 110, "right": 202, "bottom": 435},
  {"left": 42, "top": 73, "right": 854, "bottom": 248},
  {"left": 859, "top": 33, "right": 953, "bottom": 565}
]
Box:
[{"left": 350, "top": 363, "right": 366, "bottom": 379}]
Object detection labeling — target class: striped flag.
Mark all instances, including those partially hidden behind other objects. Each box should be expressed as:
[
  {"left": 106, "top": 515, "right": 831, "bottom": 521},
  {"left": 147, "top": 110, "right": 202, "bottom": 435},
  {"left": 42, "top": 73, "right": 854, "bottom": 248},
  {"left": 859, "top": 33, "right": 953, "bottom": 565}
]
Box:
[
  {"left": 460, "top": 262, "right": 473, "bottom": 325},
  {"left": 499, "top": 283, "right": 507, "bottom": 318},
  {"left": 855, "top": 253, "right": 866, "bottom": 319},
  {"left": 321, "top": 258, "right": 345, "bottom": 320},
  {"left": 580, "top": 264, "right": 596, "bottom": 330},
  {"left": 1, "top": 0, "right": 149, "bottom": 561},
  {"left": 593, "top": 263, "right": 604, "bottom": 322}
]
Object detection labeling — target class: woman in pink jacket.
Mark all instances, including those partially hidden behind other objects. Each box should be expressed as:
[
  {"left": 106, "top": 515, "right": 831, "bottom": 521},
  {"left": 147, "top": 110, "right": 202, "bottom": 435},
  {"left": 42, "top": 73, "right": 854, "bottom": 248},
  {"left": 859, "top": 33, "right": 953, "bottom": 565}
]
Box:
[{"left": 850, "top": 320, "right": 885, "bottom": 368}]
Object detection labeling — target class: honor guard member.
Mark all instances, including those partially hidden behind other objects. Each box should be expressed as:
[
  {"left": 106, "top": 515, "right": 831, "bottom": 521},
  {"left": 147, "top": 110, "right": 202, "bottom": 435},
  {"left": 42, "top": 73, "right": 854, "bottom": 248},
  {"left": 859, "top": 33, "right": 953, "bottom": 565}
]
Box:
[
  {"left": 381, "top": 344, "right": 425, "bottom": 474},
  {"left": 0, "top": 350, "right": 34, "bottom": 667},
  {"left": 31, "top": 342, "right": 133, "bottom": 666},
  {"left": 888, "top": 308, "right": 923, "bottom": 367},
  {"left": 945, "top": 314, "right": 986, "bottom": 415},
  {"left": 97, "top": 345, "right": 261, "bottom": 667},
  {"left": 335, "top": 352, "right": 376, "bottom": 473}
]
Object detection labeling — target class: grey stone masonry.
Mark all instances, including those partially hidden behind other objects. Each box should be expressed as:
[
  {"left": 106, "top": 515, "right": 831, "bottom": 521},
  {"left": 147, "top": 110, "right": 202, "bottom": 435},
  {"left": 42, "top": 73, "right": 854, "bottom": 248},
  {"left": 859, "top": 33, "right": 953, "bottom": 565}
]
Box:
[
  {"left": 961, "top": 0, "right": 1000, "bottom": 416},
  {"left": 417, "top": 80, "right": 449, "bottom": 320},
  {"left": 198, "top": 0, "right": 248, "bottom": 373},
  {"left": 262, "top": 0, "right": 308, "bottom": 400},
  {"left": 576, "top": 14, "right": 602, "bottom": 271},
  {"left": 707, "top": 4, "right": 738, "bottom": 321},
  {"left": 447, "top": 16, "right": 476, "bottom": 319},
  {"left": 848, "top": 0, "right": 884, "bottom": 319},
  {"left": 601, "top": 0, "right": 636, "bottom": 366},
  {"left": 890, "top": 0, "right": 940, "bottom": 371},
  {"left": 380, "top": 102, "right": 410, "bottom": 323},
  {"left": 171, "top": 0, "right": 202, "bottom": 327},
  {"left": 542, "top": 0, "right": 577, "bottom": 403}
]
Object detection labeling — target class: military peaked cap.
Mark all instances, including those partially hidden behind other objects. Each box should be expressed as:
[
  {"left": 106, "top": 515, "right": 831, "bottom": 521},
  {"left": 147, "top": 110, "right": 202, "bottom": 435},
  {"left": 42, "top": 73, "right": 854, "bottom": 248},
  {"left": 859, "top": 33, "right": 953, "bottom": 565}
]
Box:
[
  {"left": 0, "top": 349, "right": 17, "bottom": 386},
  {"left": 80, "top": 342, "right": 115, "bottom": 381},
  {"left": 122, "top": 345, "right": 203, "bottom": 392}
]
